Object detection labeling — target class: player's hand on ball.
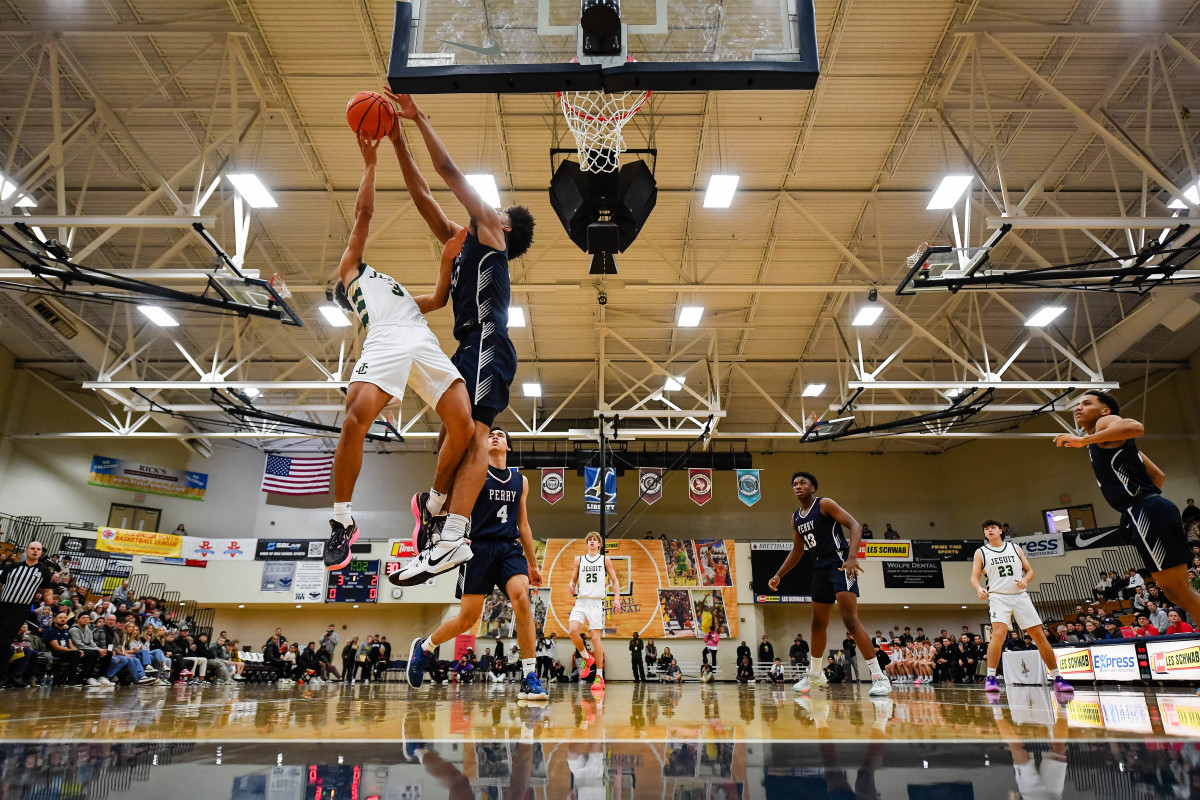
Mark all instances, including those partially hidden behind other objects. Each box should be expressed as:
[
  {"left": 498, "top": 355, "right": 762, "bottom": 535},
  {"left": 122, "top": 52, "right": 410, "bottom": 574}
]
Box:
[
  {"left": 1053, "top": 433, "right": 1086, "bottom": 448},
  {"left": 977, "top": 587, "right": 988, "bottom": 600},
  {"left": 382, "top": 89, "right": 420, "bottom": 120},
  {"left": 357, "top": 133, "right": 380, "bottom": 164},
  {"left": 767, "top": 576, "right": 780, "bottom": 591},
  {"left": 840, "top": 557, "right": 863, "bottom": 579}
]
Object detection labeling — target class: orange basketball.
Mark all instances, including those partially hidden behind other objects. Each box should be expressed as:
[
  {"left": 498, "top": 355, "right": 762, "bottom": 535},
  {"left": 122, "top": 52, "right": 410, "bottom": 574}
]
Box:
[{"left": 346, "top": 91, "right": 396, "bottom": 140}]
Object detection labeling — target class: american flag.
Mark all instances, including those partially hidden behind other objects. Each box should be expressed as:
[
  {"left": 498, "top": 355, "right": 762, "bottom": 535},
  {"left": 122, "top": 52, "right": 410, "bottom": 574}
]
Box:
[{"left": 261, "top": 454, "right": 334, "bottom": 495}]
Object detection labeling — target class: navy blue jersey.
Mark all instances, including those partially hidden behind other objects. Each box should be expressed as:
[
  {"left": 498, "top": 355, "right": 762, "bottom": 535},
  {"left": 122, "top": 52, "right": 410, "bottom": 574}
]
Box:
[
  {"left": 1088, "top": 439, "right": 1160, "bottom": 511},
  {"left": 793, "top": 498, "right": 848, "bottom": 562},
  {"left": 450, "top": 230, "right": 511, "bottom": 342},
  {"left": 471, "top": 466, "right": 522, "bottom": 540}
]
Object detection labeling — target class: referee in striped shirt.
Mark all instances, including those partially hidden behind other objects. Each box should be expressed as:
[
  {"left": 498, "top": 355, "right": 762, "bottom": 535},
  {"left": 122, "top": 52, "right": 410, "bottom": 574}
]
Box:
[{"left": 0, "top": 541, "right": 55, "bottom": 685}]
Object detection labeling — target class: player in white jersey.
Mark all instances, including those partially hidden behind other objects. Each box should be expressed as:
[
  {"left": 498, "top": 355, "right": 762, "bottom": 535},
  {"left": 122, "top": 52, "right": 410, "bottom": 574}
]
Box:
[
  {"left": 568, "top": 532, "right": 623, "bottom": 693},
  {"left": 565, "top": 742, "right": 607, "bottom": 800},
  {"left": 971, "top": 519, "right": 1073, "bottom": 695},
  {"left": 323, "top": 131, "right": 475, "bottom": 574}
]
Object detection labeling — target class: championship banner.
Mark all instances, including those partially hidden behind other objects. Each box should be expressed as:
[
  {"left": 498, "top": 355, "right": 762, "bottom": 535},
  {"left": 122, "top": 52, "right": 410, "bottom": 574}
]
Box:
[
  {"left": 180, "top": 536, "right": 255, "bottom": 561},
  {"left": 89, "top": 455, "right": 208, "bottom": 501},
  {"left": 638, "top": 467, "right": 663, "bottom": 505},
  {"left": 255, "top": 539, "right": 325, "bottom": 560},
  {"left": 881, "top": 560, "right": 943, "bottom": 589},
  {"left": 1011, "top": 532, "right": 1064, "bottom": 559},
  {"left": 688, "top": 468, "right": 712, "bottom": 506},
  {"left": 540, "top": 467, "right": 564, "bottom": 505},
  {"left": 857, "top": 540, "right": 913, "bottom": 562},
  {"left": 95, "top": 527, "right": 182, "bottom": 558},
  {"left": 584, "top": 467, "right": 615, "bottom": 514},
  {"left": 532, "top": 537, "right": 738, "bottom": 639},
  {"left": 735, "top": 469, "right": 761, "bottom": 507}
]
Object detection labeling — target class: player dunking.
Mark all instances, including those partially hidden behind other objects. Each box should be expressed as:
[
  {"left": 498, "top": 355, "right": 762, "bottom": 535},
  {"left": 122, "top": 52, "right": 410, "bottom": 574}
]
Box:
[
  {"left": 971, "top": 520, "right": 1073, "bottom": 694},
  {"left": 322, "top": 131, "right": 476, "bottom": 573},
  {"left": 384, "top": 90, "right": 536, "bottom": 586},
  {"left": 568, "top": 532, "right": 622, "bottom": 693},
  {"left": 768, "top": 471, "right": 891, "bottom": 696},
  {"left": 1054, "top": 390, "right": 1200, "bottom": 623},
  {"left": 405, "top": 427, "right": 549, "bottom": 702}
]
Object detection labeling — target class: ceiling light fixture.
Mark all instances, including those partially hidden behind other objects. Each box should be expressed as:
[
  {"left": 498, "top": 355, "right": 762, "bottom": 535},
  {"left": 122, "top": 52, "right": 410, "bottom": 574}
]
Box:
[
  {"left": 703, "top": 174, "right": 740, "bottom": 208},
  {"left": 522, "top": 382, "right": 542, "bottom": 397},
  {"left": 319, "top": 305, "right": 352, "bottom": 328},
  {"left": 926, "top": 174, "right": 973, "bottom": 209},
  {"left": 466, "top": 174, "right": 501, "bottom": 208},
  {"left": 1167, "top": 183, "right": 1200, "bottom": 209},
  {"left": 677, "top": 306, "right": 704, "bottom": 327},
  {"left": 242, "top": 387, "right": 262, "bottom": 399},
  {"left": 137, "top": 306, "right": 179, "bottom": 327},
  {"left": 225, "top": 173, "right": 278, "bottom": 209},
  {"left": 664, "top": 375, "right": 686, "bottom": 392},
  {"left": 852, "top": 306, "right": 883, "bottom": 326},
  {"left": 1025, "top": 306, "right": 1066, "bottom": 327},
  {"left": 0, "top": 174, "right": 36, "bottom": 207},
  {"left": 508, "top": 306, "right": 527, "bottom": 327},
  {"left": 802, "top": 383, "right": 826, "bottom": 397}
]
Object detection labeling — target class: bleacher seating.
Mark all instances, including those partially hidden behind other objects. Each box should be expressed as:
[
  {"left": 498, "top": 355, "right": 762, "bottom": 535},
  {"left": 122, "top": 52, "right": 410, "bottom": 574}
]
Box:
[{"left": 238, "top": 651, "right": 283, "bottom": 683}]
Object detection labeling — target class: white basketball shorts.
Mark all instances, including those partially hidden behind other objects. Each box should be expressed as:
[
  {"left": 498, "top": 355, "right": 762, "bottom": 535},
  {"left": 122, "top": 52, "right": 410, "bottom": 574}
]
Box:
[
  {"left": 989, "top": 591, "right": 1041, "bottom": 630},
  {"left": 569, "top": 598, "right": 605, "bottom": 631},
  {"left": 349, "top": 325, "right": 462, "bottom": 407}
]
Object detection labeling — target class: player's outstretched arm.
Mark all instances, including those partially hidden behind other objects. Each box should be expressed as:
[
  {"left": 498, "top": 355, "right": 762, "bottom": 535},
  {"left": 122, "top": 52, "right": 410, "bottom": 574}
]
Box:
[
  {"left": 415, "top": 227, "right": 465, "bottom": 314},
  {"left": 391, "top": 93, "right": 507, "bottom": 251},
  {"left": 970, "top": 551, "right": 987, "bottom": 600},
  {"left": 516, "top": 476, "right": 542, "bottom": 586},
  {"left": 382, "top": 101, "right": 461, "bottom": 245},
  {"left": 768, "top": 523, "right": 805, "bottom": 590},
  {"left": 1054, "top": 413, "right": 1145, "bottom": 448},
  {"left": 821, "top": 498, "right": 865, "bottom": 578},
  {"left": 338, "top": 135, "right": 380, "bottom": 287}
]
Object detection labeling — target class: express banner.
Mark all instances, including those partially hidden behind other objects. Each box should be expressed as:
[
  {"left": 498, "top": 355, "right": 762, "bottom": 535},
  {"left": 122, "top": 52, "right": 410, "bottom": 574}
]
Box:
[
  {"left": 540, "top": 467, "right": 564, "bottom": 505},
  {"left": 1011, "top": 532, "right": 1065, "bottom": 559},
  {"left": 89, "top": 455, "right": 208, "bottom": 501},
  {"left": 95, "top": 527, "right": 182, "bottom": 558},
  {"left": 688, "top": 468, "right": 712, "bottom": 506},
  {"left": 638, "top": 467, "right": 663, "bottom": 505}
]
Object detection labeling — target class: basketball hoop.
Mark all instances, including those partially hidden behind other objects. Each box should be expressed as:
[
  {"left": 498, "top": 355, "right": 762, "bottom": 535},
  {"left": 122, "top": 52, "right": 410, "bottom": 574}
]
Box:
[
  {"left": 269, "top": 272, "right": 292, "bottom": 300},
  {"left": 557, "top": 88, "right": 650, "bottom": 173},
  {"left": 906, "top": 242, "right": 930, "bottom": 272}
]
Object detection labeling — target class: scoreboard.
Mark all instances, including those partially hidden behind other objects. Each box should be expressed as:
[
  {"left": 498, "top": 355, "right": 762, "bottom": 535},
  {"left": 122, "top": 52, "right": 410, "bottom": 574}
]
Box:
[{"left": 326, "top": 559, "right": 380, "bottom": 603}]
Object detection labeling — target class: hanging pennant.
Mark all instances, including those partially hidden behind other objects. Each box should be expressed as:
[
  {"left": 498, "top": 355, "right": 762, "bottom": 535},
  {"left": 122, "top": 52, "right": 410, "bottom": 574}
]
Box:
[
  {"left": 639, "top": 467, "right": 663, "bottom": 505},
  {"left": 736, "top": 469, "right": 761, "bottom": 507},
  {"left": 688, "top": 468, "right": 713, "bottom": 506},
  {"left": 540, "top": 467, "right": 565, "bottom": 505}
]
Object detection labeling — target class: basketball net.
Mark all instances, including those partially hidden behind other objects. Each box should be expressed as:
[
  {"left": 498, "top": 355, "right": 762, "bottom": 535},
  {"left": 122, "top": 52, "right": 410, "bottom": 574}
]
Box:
[
  {"left": 269, "top": 272, "right": 292, "bottom": 300},
  {"left": 557, "top": 89, "right": 650, "bottom": 173},
  {"left": 906, "top": 242, "right": 930, "bottom": 271}
]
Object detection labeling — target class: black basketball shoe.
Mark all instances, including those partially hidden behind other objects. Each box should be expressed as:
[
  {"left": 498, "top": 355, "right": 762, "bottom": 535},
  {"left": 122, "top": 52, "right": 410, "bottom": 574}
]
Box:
[{"left": 324, "top": 518, "right": 358, "bottom": 571}]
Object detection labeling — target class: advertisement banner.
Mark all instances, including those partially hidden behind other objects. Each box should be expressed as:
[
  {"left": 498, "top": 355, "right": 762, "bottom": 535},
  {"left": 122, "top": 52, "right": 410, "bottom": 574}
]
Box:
[
  {"left": 638, "top": 467, "right": 663, "bottom": 505},
  {"left": 583, "top": 467, "right": 615, "bottom": 514},
  {"left": 1088, "top": 642, "right": 1140, "bottom": 681},
  {"left": 255, "top": 539, "right": 325, "bottom": 561},
  {"left": 140, "top": 556, "right": 208, "bottom": 568},
  {"left": 180, "top": 536, "right": 255, "bottom": 562},
  {"left": 292, "top": 561, "right": 326, "bottom": 603},
  {"left": 1053, "top": 646, "right": 1095, "bottom": 680},
  {"left": 89, "top": 455, "right": 208, "bottom": 501},
  {"left": 749, "top": 542, "right": 812, "bottom": 603},
  {"left": 688, "top": 468, "right": 713, "bottom": 506},
  {"left": 1159, "top": 695, "right": 1200, "bottom": 737},
  {"left": 1062, "top": 527, "right": 1121, "bottom": 551},
  {"left": 387, "top": 539, "right": 417, "bottom": 559},
  {"left": 910, "top": 540, "right": 977, "bottom": 562},
  {"left": 540, "top": 467, "right": 565, "bottom": 505},
  {"left": 881, "top": 560, "right": 943, "bottom": 589},
  {"left": 735, "top": 469, "right": 761, "bottom": 507},
  {"left": 1097, "top": 692, "right": 1154, "bottom": 733},
  {"left": 1011, "top": 532, "right": 1065, "bottom": 559},
  {"left": 95, "top": 527, "right": 182, "bottom": 558},
  {"left": 857, "top": 540, "right": 913, "bottom": 562},
  {"left": 59, "top": 536, "right": 89, "bottom": 555},
  {"left": 261, "top": 562, "right": 294, "bottom": 592},
  {"left": 1146, "top": 637, "right": 1200, "bottom": 681}
]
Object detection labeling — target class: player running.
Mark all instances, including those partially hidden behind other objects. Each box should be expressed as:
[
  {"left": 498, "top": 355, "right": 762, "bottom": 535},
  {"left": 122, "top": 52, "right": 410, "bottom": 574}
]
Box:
[
  {"left": 382, "top": 91, "right": 536, "bottom": 586},
  {"left": 323, "top": 132, "right": 476, "bottom": 572},
  {"left": 404, "top": 427, "right": 549, "bottom": 702},
  {"left": 972, "top": 519, "right": 1072, "bottom": 694},
  {"left": 1054, "top": 390, "right": 1200, "bottom": 623},
  {"left": 568, "top": 532, "right": 623, "bottom": 693},
  {"left": 768, "top": 471, "right": 891, "bottom": 697}
]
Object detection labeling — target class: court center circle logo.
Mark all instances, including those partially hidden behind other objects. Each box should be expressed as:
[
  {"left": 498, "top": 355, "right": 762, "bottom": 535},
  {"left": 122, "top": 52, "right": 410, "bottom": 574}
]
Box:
[
  {"left": 640, "top": 472, "right": 661, "bottom": 494},
  {"left": 689, "top": 473, "right": 711, "bottom": 495},
  {"left": 542, "top": 472, "right": 563, "bottom": 494},
  {"left": 738, "top": 473, "right": 760, "bottom": 495}
]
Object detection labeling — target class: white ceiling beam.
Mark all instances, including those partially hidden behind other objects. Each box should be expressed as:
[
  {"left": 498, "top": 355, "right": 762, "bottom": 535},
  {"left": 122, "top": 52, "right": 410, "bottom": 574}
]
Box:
[
  {"left": 10, "top": 430, "right": 1189, "bottom": 441},
  {"left": 0, "top": 215, "right": 215, "bottom": 227},
  {"left": 848, "top": 381, "right": 1118, "bottom": 390},
  {"left": 2, "top": 23, "right": 249, "bottom": 35},
  {"left": 957, "top": 21, "right": 1200, "bottom": 35},
  {"left": 985, "top": 216, "right": 1193, "bottom": 229}
]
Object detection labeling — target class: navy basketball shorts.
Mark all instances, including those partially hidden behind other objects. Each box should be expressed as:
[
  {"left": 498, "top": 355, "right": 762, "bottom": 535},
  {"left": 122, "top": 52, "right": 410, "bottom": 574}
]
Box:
[
  {"left": 451, "top": 326, "right": 517, "bottom": 425},
  {"left": 456, "top": 538, "right": 529, "bottom": 600},
  {"left": 811, "top": 555, "right": 859, "bottom": 604},
  {"left": 1119, "top": 493, "right": 1190, "bottom": 574}
]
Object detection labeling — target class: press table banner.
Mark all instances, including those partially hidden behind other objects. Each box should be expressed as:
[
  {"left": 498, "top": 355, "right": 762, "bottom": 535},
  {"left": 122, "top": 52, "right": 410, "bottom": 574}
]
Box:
[
  {"left": 95, "top": 526, "right": 182, "bottom": 558},
  {"left": 881, "top": 560, "right": 944, "bottom": 589},
  {"left": 89, "top": 455, "right": 208, "bottom": 500},
  {"left": 911, "top": 540, "right": 977, "bottom": 562},
  {"left": 856, "top": 540, "right": 913, "bottom": 562},
  {"left": 255, "top": 539, "right": 325, "bottom": 560}
]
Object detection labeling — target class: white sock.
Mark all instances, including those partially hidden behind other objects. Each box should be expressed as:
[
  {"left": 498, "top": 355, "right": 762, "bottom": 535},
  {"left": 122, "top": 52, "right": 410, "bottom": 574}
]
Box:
[
  {"left": 333, "top": 502, "right": 353, "bottom": 526},
  {"left": 865, "top": 657, "right": 884, "bottom": 680},
  {"left": 1048, "top": 668, "right": 1060, "bottom": 679},
  {"left": 441, "top": 514, "right": 468, "bottom": 542},
  {"left": 578, "top": 649, "right": 589, "bottom": 661},
  {"left": 522, "top": 657, "right": 536, "bottom": 675},
  {"left": 427, "top": 489, "right": 447, "bottom": 516},
  {"left": 987, "top": 667, "right": 997, "bottom": 677},
  {"left": 596, "top": 668, "right": 603, "bottom": 678},
  {"left": 422, "top": 638, "right": 436, "bottom": 653}
]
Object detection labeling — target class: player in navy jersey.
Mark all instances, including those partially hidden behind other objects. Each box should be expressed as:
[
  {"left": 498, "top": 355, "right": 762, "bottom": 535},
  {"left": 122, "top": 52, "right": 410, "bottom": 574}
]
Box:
[
  {"left": 405, "top": 427, "right": 549, "bottom": 702},
  {"left": 382, "top": 89, "right": 537, "bottom": 586},
  {"left": 1054, "top": 390, "right": 1200, "bottom": 626},
  {"left": 769, "top": 471, "right": 891, "bottom": 696}
]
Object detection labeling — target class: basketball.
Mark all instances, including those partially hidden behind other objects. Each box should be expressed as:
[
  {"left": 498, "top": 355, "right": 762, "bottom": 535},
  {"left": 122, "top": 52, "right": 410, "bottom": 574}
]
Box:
[{"left": 346, "top": 91, "right": 396, "bottom": 140}]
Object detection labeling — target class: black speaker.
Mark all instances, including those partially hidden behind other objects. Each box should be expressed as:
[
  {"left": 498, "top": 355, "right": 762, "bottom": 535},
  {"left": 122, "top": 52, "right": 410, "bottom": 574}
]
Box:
[
  {"left": 548, "top": 157, "right": 657, "bottom": 265},
  {"left": 549, "top": 162, "right": 590, "bottom": 252}
]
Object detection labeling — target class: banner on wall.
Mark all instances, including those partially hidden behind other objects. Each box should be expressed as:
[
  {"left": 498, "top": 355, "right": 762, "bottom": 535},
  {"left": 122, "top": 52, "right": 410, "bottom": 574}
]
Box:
[
  {"left": 180, "top": 536, "right": 255, "bottom": 561},
  {"left": 688, "top": 468, "right": 712, "bottom": 506},
  {"left": 911, "top": 540, "right": 977, "bottom": 562},
  {"left": 141, "top": 556, "right": 208, "bottom": 568},
  {"left": 583, "top": 467, "right": 616, "bottom": 514},
  {"left": 261, "top": 562, "right": 294, "bottom": 592},
  {"left": 735, "top": 469, "right": 761, "bottom": 507},
  {"left": 1011, "top": 532, "right": 1064, "bottom": 559},
  {"left": 255, "top": 539, "right": 325, "bottom": 560},
  {"left": 1147, "top": 638, "right": 1200, "bottom": 681},
  {"left": 638, "top": 467, "right": 663, "bottom": 505},
  {"left": 882, "top": 560, "right": 943, "bottom": 589},
  {"left": 292, "top": 561, "right": 326, "bottom": 603},
  {"left": 857, "top": 540, "right": 913, "bottom": 562},
  {"left": 1062, "top": 527, "right": 1121, "bottom": 551},
  {"left": 95, "top": 527, "right": 182, "bottom": 558},
  {"left": 540, "top": 468, "right": 565, "bottom": 505},
  {"left": 89, "top": 455, "right": 208, "bottom": 500}
]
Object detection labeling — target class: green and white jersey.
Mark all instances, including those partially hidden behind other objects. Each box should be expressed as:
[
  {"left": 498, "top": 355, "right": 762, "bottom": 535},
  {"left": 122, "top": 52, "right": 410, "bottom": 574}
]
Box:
[{"left": 346, "top": 263, "right": 427, "bottom": 331}]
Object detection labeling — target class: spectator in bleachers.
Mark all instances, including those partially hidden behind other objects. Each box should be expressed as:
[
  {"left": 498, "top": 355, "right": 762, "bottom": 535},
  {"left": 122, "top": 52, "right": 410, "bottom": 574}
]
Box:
[
  {"left": 700, "top": 663, "right": 714, "bottom": 683},
  {"left": 111, "top": 581, "right": 130, "bottom": 606},
  {"left": 788, "top": 634, "right": 809, "bottom": 669},
  {"left": 767, "top": 658, "right": 785, "bottom": 684},
  {"left": 861, "top": 522, "right": 874, "bottom": 539},
  {"left": 1098, "top": 618, "right": 1122, "bottom": 640},
  {"left": 69, "top": 614, "right": 113, "bottom": 686},
  {"left": 736, "top": 655, "right": 753, "bottom": 683},
  {"left": 281, "top": 643, "right": 300, "bottom": 680},
  {"left": 757, "top": 635, "right": 773, "bottom": 666},
  {"left": 1147, "top": 601, "right": 1169, "bottom": 632},
  {"left": 644, "top": 637, "right": 657, "bottom": 679},
  {"left": 1124, "top": 568, "right": 1146, "bottom": 599},
  {"left": 451, "top": 656, "right": 474, "bottom": 683},
  {"left": 340, "top": 636, "right": 358, "bottom": 681},
  {"left": 823, "top": 655, "right": 845, "bottom": 683},
  {"left": 657, "top": 646, "right": 675, "bottom": 674},
  {"left": 735, "top": 640, "right": 751, "bottom": 671},
  {"left": 1004, "top": 630, "right": 1028, "bottom": 651},
  {"left": 1093, "top": 572, "right": 1112, "bottom": 601},
  {"left": 1147, "top": 584, "right": 1172, "bottom": 609},
  {"left": 6, "top": 623, "right": 39, "bottom": 687},
  {"left": 933, "top": 638, "right": 953, "bottom": 683},
  {"left": 375, "top": 636, "right": 394, "bottom": 681},
  {"left": 44, "top": 612, "right": 93, "bottom": 686},
  {"left": 208, "top": 635, "right": 242, "bottom": 682},
  {"left": 1131, "top": 587, "right": 1150, "bottom": 614},
  {"left": 664, "top": 658, "right": 683, "bottom": 683},
  {"left": 297, "top": 642, "right": 324, "bottom": 683},
  {"left": 1165, "top": 609, "right": 1195, "bottom": 635},
  {"left": 1133, "top": 613, "right": 1160, "bottom": 637},
  {"left": 1079, "top": 620, "right": 1099, "bottom": 642},
  {"left": 884, "top": 523, "right": 900, "bottom": 539},
  {"left": 1183, "top": 498, "right": 1199, "bottom": 527}
]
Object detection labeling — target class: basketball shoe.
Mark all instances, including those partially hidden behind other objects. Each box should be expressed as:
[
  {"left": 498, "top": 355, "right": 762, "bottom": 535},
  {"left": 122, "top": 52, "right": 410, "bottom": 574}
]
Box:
[
  {"left": 590, "top": 676, "right": 605, "bottom": 694},
  {"left": 1051, "top": 675, "right": 1074, "bottom": 694},
  {"left": 324, "top": 519, "right": 358, "bottom": 571},
  {"left": 868, "top": 675, "right": 892, "bottom": 696},
  {"left": 392, "top": 531, "right": 473, "bottom": 586},
  {"left": 410, "top": 492, "right": 443, "bottom": 552},
  {"left": 984, "top": 675, "right": 1001, "bottom": 692},
  {"left": 580, "top": 655, "right": 596, "bottom": 680},
  {"left": 793, "top": 670, "right": 827, "bottom": 692},
  {"left": 406, "top": 637, "right": 434, "bottom": 688},
  {"left": 518, "top": 672, "right": 549, "bottom": 701}
]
